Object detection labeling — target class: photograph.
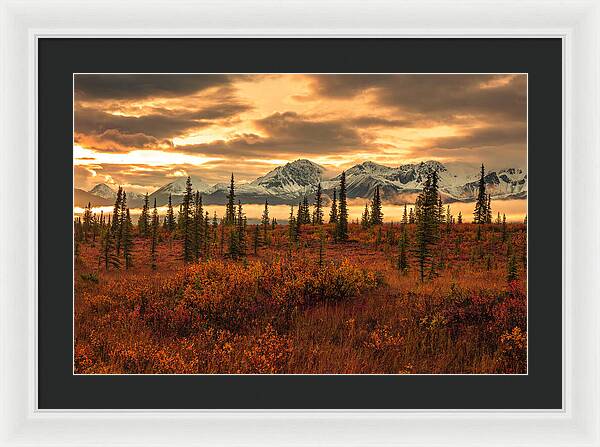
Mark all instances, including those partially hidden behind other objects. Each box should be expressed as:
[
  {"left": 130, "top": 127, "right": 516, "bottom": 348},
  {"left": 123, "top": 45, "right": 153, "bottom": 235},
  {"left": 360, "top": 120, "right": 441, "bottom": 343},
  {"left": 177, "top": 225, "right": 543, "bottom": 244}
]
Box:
[{"left": 73, "top": 73, "right": 527, "bottom": 375}]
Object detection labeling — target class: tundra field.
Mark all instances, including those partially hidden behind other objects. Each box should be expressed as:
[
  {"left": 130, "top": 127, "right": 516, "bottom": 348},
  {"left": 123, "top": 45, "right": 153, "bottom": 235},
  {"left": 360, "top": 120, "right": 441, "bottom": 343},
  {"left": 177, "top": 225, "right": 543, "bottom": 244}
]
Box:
[{"left": 74, "top": 219, "right": 527, "bottom": 375}]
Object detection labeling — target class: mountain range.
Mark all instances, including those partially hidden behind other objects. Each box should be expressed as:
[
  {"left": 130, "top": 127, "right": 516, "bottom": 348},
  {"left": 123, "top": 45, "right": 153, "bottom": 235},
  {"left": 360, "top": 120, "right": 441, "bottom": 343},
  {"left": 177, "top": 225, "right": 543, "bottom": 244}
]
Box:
[{"left": 74, "top": 159, "right": 527, "bottom": 208}]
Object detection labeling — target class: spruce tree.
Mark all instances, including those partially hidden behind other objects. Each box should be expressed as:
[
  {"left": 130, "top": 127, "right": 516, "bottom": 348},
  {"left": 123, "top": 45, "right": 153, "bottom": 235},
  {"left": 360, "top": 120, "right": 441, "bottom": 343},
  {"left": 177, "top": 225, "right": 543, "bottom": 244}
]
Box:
[
  {"left": 313, "top": 183, "right": 324, "bottom": 224},
  {"left": 166, "top": 193, "right": 176, "bottom": 232},
  {"left": 111, "top": 186, "right": 123, "bottom": 236},
  {"left": 150, "top": 198, "right": 159, "bottom": 270},
  {"left": 329, "top": 188, "right": 338, "bottom": 224},
  {"left": 370, "top": 185, "right": 383, "bottom": 225},
  {"left": 181, "top": 177, "right": 195, "bottom": 263},
  {"left": 271, "top": 217, "right": 277, "bottom": 230},
  {"left": 100, "top": 226, "right": 120, "bottom": 271},
  {"left": 288, "top": 205, "right": 297, "bottom": 243},
  {"left": 485, "top": 194, "right": 493, "bottom": 224},
  {"left": 501, "top": 213, "right": 507, "bottom": 242},
  {"left": 473, "top": 164, "right": 487, "bottom": 224},
  {"left": 236, "top": 201, "right": 247, "bottom": 256},
  {"left": 138, "top": 193, "right": 150, "bottom": 236},
  {"left": 122, "top": 208, "right": 134, "bottom": 269},
  {"left": 401, "top": 204, "right": 408, "bottom": 225},
  {"left": 414, "top": 171, "right": 440, "bottom": 281},
  {"left": 193, "top": 191, "right": 204, "bottom": 261},
  {"left": 117, "top": 191, "right": 129, "bottom": 255},
  {"left": 225, "top": 173, "right": 236, "bottom": 225},
  {"left": 261, "top": 199, "right": 270, "bottom": 245},
  {"left": 408, "top": 207, "right": 415, "bottom": 224},
  {"left": 336, "top": 172, "right": 349, "bottom": 241},
  {"left": 457, "top": 211, "right": 463, "bottom": 224},
  {"left": 361, "top": 203, "right": 370, "bottom": 228},
  {"left": 300, "top": 196, "right": 311, "bottom": 224}
]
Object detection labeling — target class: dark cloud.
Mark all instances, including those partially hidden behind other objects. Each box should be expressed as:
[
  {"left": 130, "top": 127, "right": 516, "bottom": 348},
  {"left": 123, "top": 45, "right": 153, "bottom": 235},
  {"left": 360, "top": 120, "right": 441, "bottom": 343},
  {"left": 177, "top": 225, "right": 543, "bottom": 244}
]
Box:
[
  {"left": 175, "top": 112, "right": 372, "bottom": 158},
  {"left": 75, "top": 108, "right": 203, "bottom": 140},
  {"left": 308, "top": 74, "right": 526, "bottom": 122},
  {"left": 429, "top": 124, "right": 526, "bottom": 150},
  {"left": 75, "top": 129, "right": 172, "bottom": 152},
  {"left": 75, "top": 74, "right": 232, "bottom": 100}
]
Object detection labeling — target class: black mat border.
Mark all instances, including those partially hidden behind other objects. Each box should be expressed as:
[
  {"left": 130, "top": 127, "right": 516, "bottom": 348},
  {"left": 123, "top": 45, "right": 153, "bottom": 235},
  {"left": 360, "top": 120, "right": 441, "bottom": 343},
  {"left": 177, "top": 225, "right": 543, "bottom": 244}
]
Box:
[{"left": 38, "top": 38, "right": 562, "bottom": 409}]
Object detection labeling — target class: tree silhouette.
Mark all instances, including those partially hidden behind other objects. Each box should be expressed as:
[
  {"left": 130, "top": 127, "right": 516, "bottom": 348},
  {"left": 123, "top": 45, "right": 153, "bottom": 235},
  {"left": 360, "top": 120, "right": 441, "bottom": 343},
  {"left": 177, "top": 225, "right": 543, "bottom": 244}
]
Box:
[
  {"left": 473, "top": 164, "right": 488, "bottom": 224},
  {"left": 335, "top": 172, "right": 349, "bottom": 241},
  {"left": 370, "top": 185, "right": 383, "bottom": 225},
  {"left": 225, "top": 173, "right": 236, "bottom": 225},
  {"left": 329, "top": 188, "right": 338, "bottom": 224},
  {"left": 313, "top": 183, "right": 324, "bottom": 224}
]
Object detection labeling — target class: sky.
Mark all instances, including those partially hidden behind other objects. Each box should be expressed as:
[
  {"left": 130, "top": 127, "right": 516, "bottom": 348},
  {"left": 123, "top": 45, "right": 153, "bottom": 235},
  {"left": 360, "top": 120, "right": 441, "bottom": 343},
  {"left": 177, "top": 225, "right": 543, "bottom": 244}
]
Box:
[{"left": 74, "top": 74, "right": 527, "bottom": 194}]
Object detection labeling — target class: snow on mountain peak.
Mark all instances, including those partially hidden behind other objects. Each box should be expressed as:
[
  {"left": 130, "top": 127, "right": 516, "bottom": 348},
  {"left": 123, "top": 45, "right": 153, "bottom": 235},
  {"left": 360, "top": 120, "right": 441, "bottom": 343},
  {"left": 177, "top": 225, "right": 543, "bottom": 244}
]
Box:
[
  {"left": 89, "top": 183, "right": 116, "bottom": 199},
  {"left": 251, "top": 159, "right": 325, "bottom": 193}
]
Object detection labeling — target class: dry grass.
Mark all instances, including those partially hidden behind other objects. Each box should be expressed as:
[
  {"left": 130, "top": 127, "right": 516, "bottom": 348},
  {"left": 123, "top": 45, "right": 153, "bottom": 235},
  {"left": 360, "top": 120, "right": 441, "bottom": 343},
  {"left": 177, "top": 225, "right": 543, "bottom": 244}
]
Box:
[{"left": 74, "top": 222, "right": 527, "bottom": 374}]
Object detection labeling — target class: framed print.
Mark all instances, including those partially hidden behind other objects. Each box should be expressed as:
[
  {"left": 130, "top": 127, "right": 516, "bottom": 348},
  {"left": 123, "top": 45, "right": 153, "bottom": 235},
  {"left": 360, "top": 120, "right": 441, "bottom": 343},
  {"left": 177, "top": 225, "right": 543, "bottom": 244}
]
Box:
[{"left": 1, "top": 0, "right": 599, "bottom": 446}]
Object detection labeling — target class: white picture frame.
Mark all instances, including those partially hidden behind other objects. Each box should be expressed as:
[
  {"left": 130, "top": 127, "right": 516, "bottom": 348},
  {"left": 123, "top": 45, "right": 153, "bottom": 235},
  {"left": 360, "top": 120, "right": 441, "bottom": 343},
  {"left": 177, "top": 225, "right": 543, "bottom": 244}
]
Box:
[{"left": 1, "top": 0, "right": 598, "bottom": 445}]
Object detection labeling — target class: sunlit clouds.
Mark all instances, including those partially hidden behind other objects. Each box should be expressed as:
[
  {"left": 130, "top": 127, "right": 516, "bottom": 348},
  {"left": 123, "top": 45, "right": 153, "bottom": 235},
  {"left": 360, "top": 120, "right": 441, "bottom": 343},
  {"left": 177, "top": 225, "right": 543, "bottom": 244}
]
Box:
[{"left": 74, "top": 74, "right": 526, "bottom": 192}]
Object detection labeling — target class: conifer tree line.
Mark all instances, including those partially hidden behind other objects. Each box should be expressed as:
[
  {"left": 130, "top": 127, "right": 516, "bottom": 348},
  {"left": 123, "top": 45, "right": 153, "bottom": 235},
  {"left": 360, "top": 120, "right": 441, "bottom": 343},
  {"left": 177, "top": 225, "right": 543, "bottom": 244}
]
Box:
[{"left": 76, "top": 162, "right": 521, "bottom": 281}]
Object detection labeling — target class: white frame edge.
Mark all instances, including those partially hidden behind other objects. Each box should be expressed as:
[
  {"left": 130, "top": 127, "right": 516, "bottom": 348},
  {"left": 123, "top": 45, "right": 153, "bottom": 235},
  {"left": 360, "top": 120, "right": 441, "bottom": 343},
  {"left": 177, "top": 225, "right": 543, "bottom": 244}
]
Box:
[{"left": 0, "top": 0, "right": 598, "bottom": 446}]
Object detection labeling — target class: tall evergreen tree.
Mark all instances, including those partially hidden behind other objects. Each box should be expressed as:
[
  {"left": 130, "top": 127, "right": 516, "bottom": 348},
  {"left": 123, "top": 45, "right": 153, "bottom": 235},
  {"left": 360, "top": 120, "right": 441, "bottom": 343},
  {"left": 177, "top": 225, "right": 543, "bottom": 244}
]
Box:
[
  {"left": 485, "top": 194, "right": 493, "bottom": 224},
  {"left": 336, "top": 172, "right": 349, "bottom": 241},
  {"left": 408, "top": 207, "right": 415, "bottom": 224},
  {"left": 117, "top": 191, "right": 129, "bottom": 255},
  {"left": 111, "top": 186, "right": 123, "bottom": 236},
  {"left": 329, "top": 188, "right": 338, "bottom": 224},
  {"left": 370, "top": 185, "right": 383, "bottom": 225},
  {"left": 288, "top": 205, "right": 297, "bottom": 243},
  {"left": 100, "top": 226, "right": 120, "bottom": 271},
  {"left": 193, "top": 191, "right": 204, "bottom": 261},
  {"left": 312, "top": 183, "right": 324, "bottom": 224},
  {"left": 300, "top": 196, "right": 311, "bottom": 224},
  {"left": 225, "top": 173, "right": 236, "bottom": 225},
  {"left": 181, "top": 177, "right": 195, "bottom": 263},
  {"left": 457, "top": 211, "right": 463, "bottom": 224},
  {"left": 150, "top": 198, "right": 159, "bottom": 270},
  {"left": 414, "top": 171, "right": 440, "bottom": 282},
  {"left": 501, "top": 213, "right": 507, "bottom": 242},
  {"left": 138, "top": 193, "right": 150, "bottom": 236},
  {"left": 261, "top": 199, "right": 270, "bottom": 245},
  {"left": 401, "top": 204, "right": 408, "bottom": 225},
  {"left": 82, "top": 202, "right": 93, "bottom": 242},
  {"left": 236, "top": 201, "right": 247, "bottom": 256},
  {"left": 166, "top": 193, "right": 176, "bottom": 232},
  {"left": 122, "top": 208, "right": 134, "bottom": 269},
  {"left": 361, "top": 203, "right": 370, "bottom": 229},
  {"left": 437, "top": 195, "right": 445, "bottom": 224},
  {"left": 473, "top": 164, "right": 488, "bottom": 224}
]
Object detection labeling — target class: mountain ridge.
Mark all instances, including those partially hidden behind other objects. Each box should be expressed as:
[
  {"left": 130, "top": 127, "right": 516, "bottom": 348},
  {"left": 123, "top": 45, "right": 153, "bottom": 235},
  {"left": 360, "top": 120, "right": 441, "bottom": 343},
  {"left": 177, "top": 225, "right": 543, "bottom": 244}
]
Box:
[{"left": 75, "top": 159, "right": 527, "bottom": 207}]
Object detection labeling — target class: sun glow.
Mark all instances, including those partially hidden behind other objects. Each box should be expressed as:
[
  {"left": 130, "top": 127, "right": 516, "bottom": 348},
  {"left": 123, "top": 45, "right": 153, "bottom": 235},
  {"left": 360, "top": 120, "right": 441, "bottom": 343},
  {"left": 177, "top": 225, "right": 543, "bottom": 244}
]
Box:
[{"left": 74, "top": 145, "right": 222, "bottom": 167}]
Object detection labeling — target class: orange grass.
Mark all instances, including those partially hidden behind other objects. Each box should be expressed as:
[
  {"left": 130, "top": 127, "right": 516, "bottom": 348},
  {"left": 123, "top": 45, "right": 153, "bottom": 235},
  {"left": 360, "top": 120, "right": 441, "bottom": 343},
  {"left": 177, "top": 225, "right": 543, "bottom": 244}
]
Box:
[{"left": 74, "top": 223, "right": 527, "bottom": 374}]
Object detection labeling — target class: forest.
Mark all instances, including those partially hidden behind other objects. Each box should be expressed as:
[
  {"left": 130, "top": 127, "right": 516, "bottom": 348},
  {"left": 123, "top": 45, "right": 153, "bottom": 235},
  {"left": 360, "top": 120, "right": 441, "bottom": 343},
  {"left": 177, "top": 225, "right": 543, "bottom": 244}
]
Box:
[{"left": 74, "top": 164, "right": 527, "bottom": 374}]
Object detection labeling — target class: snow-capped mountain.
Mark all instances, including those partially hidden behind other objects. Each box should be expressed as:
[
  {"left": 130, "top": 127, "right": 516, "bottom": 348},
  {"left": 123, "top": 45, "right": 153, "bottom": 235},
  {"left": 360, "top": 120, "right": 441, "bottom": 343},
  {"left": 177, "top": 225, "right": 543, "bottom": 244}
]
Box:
[
  {"left": 89, "top": 183, "right": 116, "bottom": 200},
  {"left": 84, "top": 183, "right": 145, "bottom": 207},
  {"left": 78, "top": 159, "right": 526, "bottom": 207},
  {"left": 148, "top": 176, "right": 211, "bottom": 205},
  {"left": 250, "top": 159, "right": 325, "bottom": 196}
]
